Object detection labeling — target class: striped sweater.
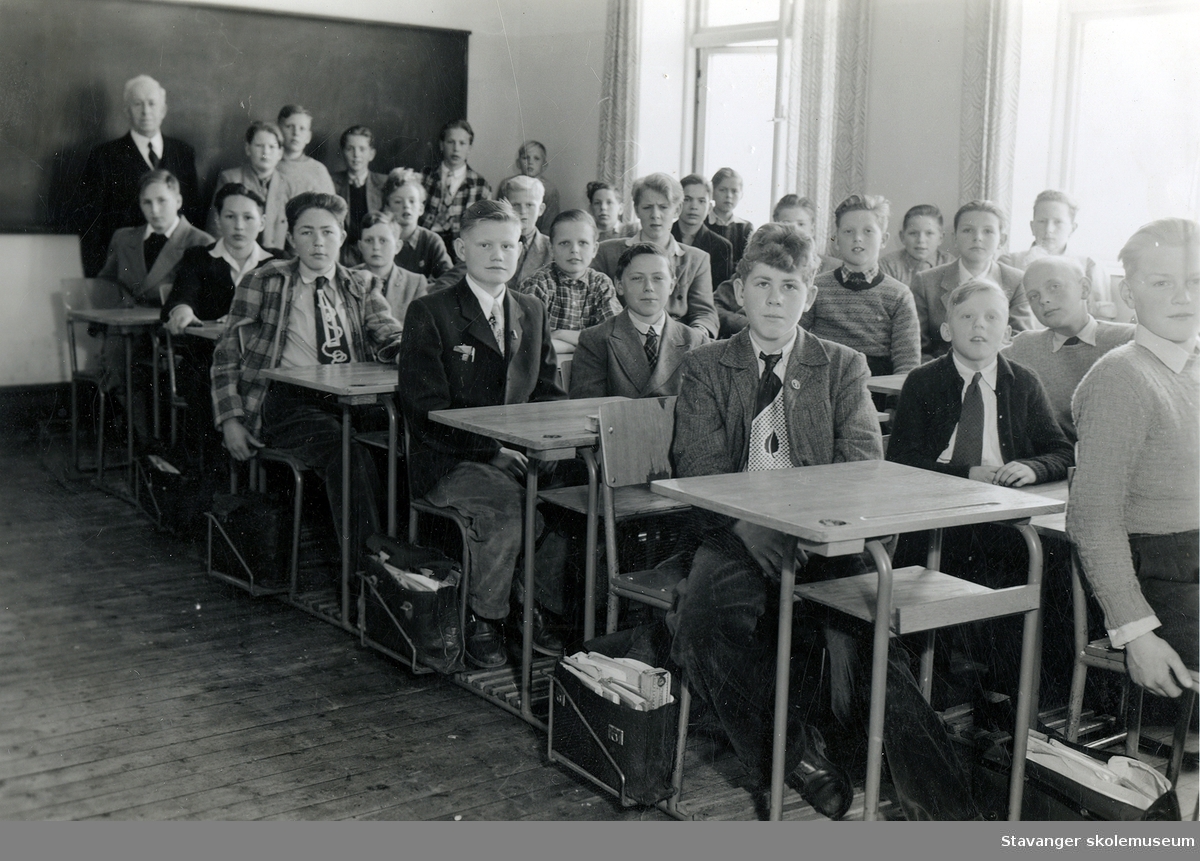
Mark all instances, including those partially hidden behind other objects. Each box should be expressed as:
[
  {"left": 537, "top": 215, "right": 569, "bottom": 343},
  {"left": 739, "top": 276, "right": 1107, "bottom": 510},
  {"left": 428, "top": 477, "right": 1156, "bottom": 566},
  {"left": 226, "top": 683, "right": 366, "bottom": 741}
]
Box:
[{"left": 801, "top": 269, "right": 921, "bottom": 373}]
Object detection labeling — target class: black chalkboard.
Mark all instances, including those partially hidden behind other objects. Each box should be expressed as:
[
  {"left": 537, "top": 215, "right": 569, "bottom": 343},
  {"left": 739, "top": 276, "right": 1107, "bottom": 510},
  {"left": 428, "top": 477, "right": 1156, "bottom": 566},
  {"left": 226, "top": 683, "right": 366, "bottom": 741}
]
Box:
[{"left": 0, "top": 0, "right": 468, "bottom": 233}]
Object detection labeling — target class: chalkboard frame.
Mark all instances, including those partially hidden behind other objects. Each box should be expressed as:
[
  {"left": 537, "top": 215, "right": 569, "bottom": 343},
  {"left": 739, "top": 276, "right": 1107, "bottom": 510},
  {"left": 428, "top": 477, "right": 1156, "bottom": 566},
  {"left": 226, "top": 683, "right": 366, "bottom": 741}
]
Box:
[{"left": 0, "top": 0, "right": 470, "bottom": 234}]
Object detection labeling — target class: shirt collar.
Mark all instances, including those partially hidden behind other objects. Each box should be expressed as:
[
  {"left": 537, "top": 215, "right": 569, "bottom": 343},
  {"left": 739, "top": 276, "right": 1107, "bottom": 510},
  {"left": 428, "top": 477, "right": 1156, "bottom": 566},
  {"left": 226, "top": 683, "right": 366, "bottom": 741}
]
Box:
[
  {"left": 957, "top": 260, "right": 984, "bottom": 286},
  {"left": 951, "top": 352, "right": 999, "bottom": 390},
  {"left": 465, "top": 274, "right": 505, "bottom": 318},
  {"left": 144, "top": 216, "right": 180, "bottom": 240},
  {"left": 1135, "top": 324, "right": 1198, "bottom": 374},
  {"left": 626, "top": 233, "right": 683, "bottom": 258},
  {"left": 1050, "top": 315, "right": 1099, "bottom": 351},
  {"left": 299, "top": 260, "right": 337, "bottom": 284},
  {"left": 550, "top": 262, "right": 588, "bottom": 284},
  {"left": 627, "top": 310, "right": 666, "bottom": 336},
  {"left": 749, "top": 329, "right": 798, "bottom": 376},
  {"left": 130, "top": 129, "right": 164, "bottom": 159},
  {"left": 707, "top": 210, "right": 734, "bottom": 227},
  {"left": 440, "top": 162, "right": 467, "bottom": 182}
]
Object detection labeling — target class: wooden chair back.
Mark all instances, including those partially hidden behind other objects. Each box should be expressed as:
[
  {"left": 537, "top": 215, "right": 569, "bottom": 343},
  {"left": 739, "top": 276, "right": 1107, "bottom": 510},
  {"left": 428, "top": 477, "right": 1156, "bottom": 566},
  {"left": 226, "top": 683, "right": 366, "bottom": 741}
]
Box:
[{"left": 596, "top": 396, "right": 677, "bottom": 489}]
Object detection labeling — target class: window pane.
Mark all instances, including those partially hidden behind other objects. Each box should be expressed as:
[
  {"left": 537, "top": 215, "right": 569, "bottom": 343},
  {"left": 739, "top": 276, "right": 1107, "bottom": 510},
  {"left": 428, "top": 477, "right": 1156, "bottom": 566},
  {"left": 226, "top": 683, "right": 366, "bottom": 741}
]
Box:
[
  {"left": 701, "top": 50, "right": 777, "bottom": 227},
  {"left": 1071, "top": 10, "right": 1200, "bottom": 265},
  {"left": 704, "top": 0, "right": 781, "bottom": 29}
]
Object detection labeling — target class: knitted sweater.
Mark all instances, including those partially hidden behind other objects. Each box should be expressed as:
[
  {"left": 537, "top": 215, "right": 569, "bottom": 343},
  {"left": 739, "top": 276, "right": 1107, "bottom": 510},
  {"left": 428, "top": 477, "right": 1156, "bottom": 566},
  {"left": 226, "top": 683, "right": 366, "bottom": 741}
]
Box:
[
  {"left": 801, "top": 269, "right": 921, "bottom": 373},
  {"left": 1003, "top": 321, "right": 1134, "bottom": 440},
  {"left": 1067, "top": 342, "right": 1200, "bottom": 633},
  {"left": 276, "top": 155, "right": 336, "bottom": 195}
]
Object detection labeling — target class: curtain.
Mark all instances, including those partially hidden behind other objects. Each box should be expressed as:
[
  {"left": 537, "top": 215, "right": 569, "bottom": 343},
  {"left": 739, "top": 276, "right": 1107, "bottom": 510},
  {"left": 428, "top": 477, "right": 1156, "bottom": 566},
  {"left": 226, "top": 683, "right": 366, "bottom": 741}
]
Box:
[{"left": 597, "top": 0, "right": 641, "bottom": 215}]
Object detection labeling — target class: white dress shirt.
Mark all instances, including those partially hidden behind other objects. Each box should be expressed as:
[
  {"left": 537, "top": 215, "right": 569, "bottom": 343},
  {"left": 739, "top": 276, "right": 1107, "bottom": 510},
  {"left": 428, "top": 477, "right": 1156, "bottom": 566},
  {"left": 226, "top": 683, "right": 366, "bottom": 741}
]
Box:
[
  {"left": 279, "top": 262, "right": 356, "bottom": 369},
  {"left": 937, "top": 354, "right": 1004, "bottom": 467},
  {"left": 130, "top": 129, "right": 165, "bottom": 170}
]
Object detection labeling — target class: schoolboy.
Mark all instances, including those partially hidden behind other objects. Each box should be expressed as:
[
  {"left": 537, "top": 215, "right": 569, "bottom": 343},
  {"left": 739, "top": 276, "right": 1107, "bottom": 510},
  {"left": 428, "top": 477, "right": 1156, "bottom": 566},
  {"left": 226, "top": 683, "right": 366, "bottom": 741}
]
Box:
[
  {"left": 419, "top": 119, "right": 492, "bottom": 257},
  {"left": 211, "top": 121, "right": 297, "bottom": 251},
  {"left": 398, "top": 199, "right": 566, "bottom": 670},
  {"left": 517, "top": 209, "right": 620, "bottom": 357},
  {"left": 1068, "top": 218, "right": 1199, "bottom": 697},
  {"left": 517, "top": 140, "right": 560, "bottom": 234},
  {"left": 911, "top": 200, "right": 1035, "bottom": 361},
  {"left": 878, "top": 204, "right": 954, "bottom": 286},
  {"left": 570, "top": 243, "right": 707, "bottom": 399},
  {"left": 672, "top": 174, "right": 734, "bottom": 288},
  {"left": 587, "top": 181, "right": 638, "bottom": 242},
  {"left": 382, "top": 170, "right": 454, "bottom": 281},
  {"left": 212, "top": 192, "right": 402, "bottom": 566},
  {"left": 705, "top": 167, "right": 754, "bottom": 264},
  {"left": 802, "top": 194, "right": 921, "bottom": 376},
  {"left": 1003, "top": 256, "right": 1134, "bottom": 440},
  {"left": 274, "top": 105, "right": 336, "bottom": 196},
  {"left": 353, "top": 211, "right": 428, "bottom": 328},
  {"left": 1000, "top": 190, "right": 1111, "bottom": 316},
  {"left": 591, "top": 173, "right": 719, "bottom": 338},
  {"left": 498, "top": 175, "right": 552, "bottom": 290},
  {"left": 332, "top": 125, "right": 387, "bottom": 250},
  {"left": 670, "top": 224, "right": 979, "bottom": 820}
]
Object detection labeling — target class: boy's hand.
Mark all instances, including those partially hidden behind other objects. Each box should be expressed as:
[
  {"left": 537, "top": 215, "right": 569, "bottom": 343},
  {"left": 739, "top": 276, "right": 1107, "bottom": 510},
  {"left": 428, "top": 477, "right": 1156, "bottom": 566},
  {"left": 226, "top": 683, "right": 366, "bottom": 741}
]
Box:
[
  {"left": 732, "top": 520, "right": 805, "bottom": 579},
  {"left": 166, "top": 304, "right": 199, "bottom": 335},
  {"left": 1124, "top": 631, "right": 1194, "bottom": 698},
  {"left": 490, "top": 447, "right": 528, "bottom": 483},
  {"left": 222, "top": 418, "right": 264, "bottom": 461},
  {"left": 968, "top": 466, "right": 999, "bottom": 484},
  {"left": 993, "top": 461, "right": 1037, "bottom": 487}
]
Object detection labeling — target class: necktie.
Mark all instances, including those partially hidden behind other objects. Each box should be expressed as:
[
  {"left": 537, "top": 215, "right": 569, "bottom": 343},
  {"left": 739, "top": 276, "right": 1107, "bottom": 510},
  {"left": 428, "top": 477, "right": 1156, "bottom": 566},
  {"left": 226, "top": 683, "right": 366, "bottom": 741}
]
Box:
[
  {"left": 950, "top": 372, "right": 985, "bottom": 467},
  {"left": 756, "top": 353, "right": 783, "bottom": 417},
  {"left": 643, "top": 327, "right": 659, "bottom": 367},
  {"left": 488, "top": 310, "right": 506, "bottom": 355},
  {"left": 144, "top": 232, "right": 167, "bottom": 272},
  {"left": 314, "top": 276, "right": 350, "bottom": 364},
  {"left": 147, "top": 142, "right": 159, "bottom": 168},
  {"left": 1062, "top": 336, "right": 1082, "bottom": 346}
]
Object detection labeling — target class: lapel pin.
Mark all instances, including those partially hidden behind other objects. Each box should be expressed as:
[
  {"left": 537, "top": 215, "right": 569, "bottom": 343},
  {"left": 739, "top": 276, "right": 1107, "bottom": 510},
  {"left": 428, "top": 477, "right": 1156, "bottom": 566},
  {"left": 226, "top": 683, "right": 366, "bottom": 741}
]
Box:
[{"left": 790, "top": 379, "right": 800, "bottom": 390}]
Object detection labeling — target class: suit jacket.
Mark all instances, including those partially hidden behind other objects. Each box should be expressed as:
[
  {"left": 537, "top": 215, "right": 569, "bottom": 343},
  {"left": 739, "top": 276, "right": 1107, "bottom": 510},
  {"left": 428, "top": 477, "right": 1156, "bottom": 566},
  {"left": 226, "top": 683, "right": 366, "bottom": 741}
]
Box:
[
  {"left": 885, "top": 351, "right": 1074, "bottom": 484},
  {"left": 96, "top": 216, "right": 213, "bottom": 306},
  {"left": 162, "top": 243, "right": 285, "bottom": 322},
  {"left": 569, "top": 311, "right": 708, "bottom": 400},
  {"left": 332, "top": 170, "right": 387, "bottom": 216},
  {"left": 352, "top": 264, "right": 428, "bottom": 328},
  {"left": 508, "top": 231, "right": 553, "bottom": 290},
  {"left": 398, "top": 279, "right": 566, "bottom": 498},
  {"left": 672, "top": 221, "right": 734, "bottom": 289},
  {"left": 704, "top": 215, "right": 753, "bottom": 265},
  {"left": 910, "top": 259, "right": 1036, "bottom": 359},
  {"left": 75, "top": 132, "right": 202, "bottom": 277},
  {"left": 209, "top": 165, "right": 298, "bottom": 252},
  {"left": 591, "top": 236, "right": 719, "bottom": 338}
]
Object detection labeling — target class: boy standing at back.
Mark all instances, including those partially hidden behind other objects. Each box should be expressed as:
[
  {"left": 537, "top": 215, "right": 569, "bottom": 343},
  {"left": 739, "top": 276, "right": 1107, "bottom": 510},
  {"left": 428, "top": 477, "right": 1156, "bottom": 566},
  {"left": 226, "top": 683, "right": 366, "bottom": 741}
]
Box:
[
  {"left": 399, "top": 199, "right": 566, "bottom": 670},
  {"left": 498, "top": 175, "right": 552, "bottom": 290},
  {"left": 332, "top": 125, "right": 387, "bottom": 253},
  {"left": 420, "top": 119, "right": 492, "bottom": 258},
  {"left": 275, "top": 105, "right": 336, "bottom": 196},
  {"left": 911, "top": 200, "right": 1035, "bottom": 361},
  {"left": 878, "top": 204, "right": 954, "bottom": 286},
  {"left": 672, "top": 174, "right": 734, "bottom": 288},
  {"left": 1003, "top": 256, "right": 1133, "bottom": 440}
]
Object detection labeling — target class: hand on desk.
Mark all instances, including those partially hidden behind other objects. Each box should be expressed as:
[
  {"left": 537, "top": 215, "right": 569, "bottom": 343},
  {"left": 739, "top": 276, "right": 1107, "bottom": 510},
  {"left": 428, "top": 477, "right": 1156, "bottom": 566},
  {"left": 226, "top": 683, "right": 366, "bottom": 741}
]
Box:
[
  {"left": 490, "top": 447, "right": 528, "bottom": 483},
  {"left": 222, "top": 418, "right": 265, "bottom": 461},
  {"left": 968, "top": 462, "right": 1037, "bottom": 487},
  {"left": 733, "top": 519, "right": 807, "bottom": 579},
  {"left": 1124, "top": 631, "right": 1195, "bottom": 698},
  {"left": 165, "top": 304, "right": 199, "bottom": 335}
]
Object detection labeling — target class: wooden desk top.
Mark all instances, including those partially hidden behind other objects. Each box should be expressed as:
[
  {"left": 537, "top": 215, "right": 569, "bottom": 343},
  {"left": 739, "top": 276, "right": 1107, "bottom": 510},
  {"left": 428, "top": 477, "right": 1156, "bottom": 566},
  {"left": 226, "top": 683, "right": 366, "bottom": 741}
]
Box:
[
  {"left": 867, "top": 373, "right": 907, "bottom": 396},
  {"left": 1028, "top": 479, "right": 1068, "bottom": 538},
  {"left": 651, "top": 460, "right": 1065, "bottom": 553},
  {"left": 261, "top": 362, "right": 399, "bottom": 397},
  {"left": 67, "top": 307, "right": 160, "bottom": 331},
  {"left": 180, "top": 322, "right": 225, "bottom": 341},
  {"left": 429, "top": 397, "right": 627, "bottom": 454}
]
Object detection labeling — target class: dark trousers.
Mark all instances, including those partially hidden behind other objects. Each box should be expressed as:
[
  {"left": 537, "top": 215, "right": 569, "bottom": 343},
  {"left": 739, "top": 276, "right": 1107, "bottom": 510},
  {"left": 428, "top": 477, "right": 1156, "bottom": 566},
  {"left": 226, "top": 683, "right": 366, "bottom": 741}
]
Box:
[
  {"left": 671, "top": 528, "right": 979, "bottom": 819},
  {"left": 260, "top": 386, "right": 384, "bottom": 561},
  {"left": 1131, "top": 530, "right": 1199, "bottom": 671}
]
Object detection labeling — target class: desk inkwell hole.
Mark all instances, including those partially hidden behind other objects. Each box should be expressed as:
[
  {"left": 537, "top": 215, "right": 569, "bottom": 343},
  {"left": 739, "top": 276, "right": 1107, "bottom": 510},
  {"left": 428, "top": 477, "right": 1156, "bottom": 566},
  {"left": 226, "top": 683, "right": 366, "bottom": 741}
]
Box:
[
  {"left": 819, "top": 518, "right": 848, "bottom": 527},
  {"left": 543, "top": 434, "right": 562, "bottom": 439}
]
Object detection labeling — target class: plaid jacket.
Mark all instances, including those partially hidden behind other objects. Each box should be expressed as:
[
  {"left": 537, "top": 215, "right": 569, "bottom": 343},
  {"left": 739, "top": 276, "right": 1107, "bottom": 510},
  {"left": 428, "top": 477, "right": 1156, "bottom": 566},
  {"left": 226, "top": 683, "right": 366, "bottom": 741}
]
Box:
[
  {"left": 211, "top": 258, "right": 404, "bottom": 433},
  {"left": 418, "top": 164, "right": 492, "bottom": 241},
  {"left": 517, "top": 263, "right": 621, "bottom": 332}
]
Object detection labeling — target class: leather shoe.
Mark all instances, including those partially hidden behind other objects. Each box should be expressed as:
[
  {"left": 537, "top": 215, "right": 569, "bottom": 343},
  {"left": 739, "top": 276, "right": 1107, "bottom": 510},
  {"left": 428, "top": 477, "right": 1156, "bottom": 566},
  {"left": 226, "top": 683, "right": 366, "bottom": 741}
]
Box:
[
  {"left": 465, "top": 613, "right": 508, "bottom": 669},
  {"left": 785, "top": 726, "right": 853, "bottom": 820},
  {"left": 531, "top": 604, "right": 565, "bottom": 656}
]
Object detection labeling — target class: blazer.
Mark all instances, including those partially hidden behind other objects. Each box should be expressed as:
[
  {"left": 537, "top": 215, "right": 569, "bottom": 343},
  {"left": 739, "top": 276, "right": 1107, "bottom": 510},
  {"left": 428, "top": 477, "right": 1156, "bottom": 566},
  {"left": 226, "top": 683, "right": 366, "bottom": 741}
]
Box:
[
  {"left": 591, "top": 236, "right": 719, "bottom": 338},
  {"left": 885, "top": 351, "right": 1074, "bottom": 483},
  {"left": 332, "top": 170, "right": 387, "bottom": 216},
  {"left": 162, "top": 243, "right": 284, "bottom": 322},
  {"left": 569, "top": 311, "right": 708, "bottom": 400},
  {"left": 398, "top": 279, "right": 566, "bottom": 498},
  {"left": 209, "top": 165, "right": 299, "bottom": 252},
  {"left": 352, "top": 264, "right": 428, "bottom": 328},
  {"left": 672, "top": 221, "right": 734, "bottom": 289},
  {"left": 96, "top": 216, "right": 214, "bottom": 307},
  {"left": 74, "top": 132, "right": 202, "bottom": 277},
  {"left": 509, "top": 231, "right": 553, "bottom": 290},
  {"left": 704, "top": 214, "right": 753, "bottom": 265},
  {"left": 910, "top": 259, "right": 1036, "bottom": 359}
]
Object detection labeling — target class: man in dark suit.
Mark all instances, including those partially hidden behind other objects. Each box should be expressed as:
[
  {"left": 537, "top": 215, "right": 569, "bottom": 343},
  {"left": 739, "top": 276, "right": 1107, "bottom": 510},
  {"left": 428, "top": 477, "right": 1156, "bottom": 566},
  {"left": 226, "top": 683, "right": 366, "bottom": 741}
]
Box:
[
  {"left": 398, "top": 199, "right": 566, "bottom": 669},
  {"left": 75, "top": 75, "right": 201, "bottom": 277}
]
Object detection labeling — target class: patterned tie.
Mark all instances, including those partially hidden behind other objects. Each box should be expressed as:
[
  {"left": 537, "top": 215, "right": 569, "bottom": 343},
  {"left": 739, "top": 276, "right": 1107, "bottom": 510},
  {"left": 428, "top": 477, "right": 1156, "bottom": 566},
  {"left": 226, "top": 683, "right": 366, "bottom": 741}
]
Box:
[
  {"left": 488, "top": 310, "right": 506, "bottom": 356},
  {"left": 147, "top": 142, "right": 159, "bottom": 168},
  {"left": 950, "top": 372, "right": 985, "bottom": 467},
  {"left": 314, "top": 276, "right": 351, "bottom": 364},
  {"left": 756, "top": 353, "right": 783, "bottom": 417},
  {"left": 643, "top": 327, "right": 659, "bottom": 367},
  {"left": 144, "top": 232, "right": 167, "bottom": 272},
  {"left": 1062, "top": 336, "right": 1082, "bottom": 346}
]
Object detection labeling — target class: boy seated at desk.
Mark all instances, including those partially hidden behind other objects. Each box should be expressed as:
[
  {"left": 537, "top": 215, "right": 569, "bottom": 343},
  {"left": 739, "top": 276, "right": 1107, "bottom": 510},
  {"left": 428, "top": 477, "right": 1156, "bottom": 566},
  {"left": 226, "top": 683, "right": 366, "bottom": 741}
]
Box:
[
  {"left": 352, "top": 211, "right": 428, "bottom": 330},
  {"left": 211, "top": 192, "right": 402, "bottom": 572},
  {"left": 1069, "top": 218, "right": 1198, "bottom": 702},
  {"left": 670, "top": 224, "right": 980, "bottom": 820},
  {"left": 1003, "top": 257, "right": 1133, "bottom": 441},
  {"left": 162, "top": 182, "right": 281, "bottom": 464},
  {"left": 398, "top": 199, "right": 567, "bottom": 670},
  {"left": 382, "top": 170, "right": 454, "bottom": 283},
  {"left": 569, "top": 243, "right": 707, "bottom": 399}
]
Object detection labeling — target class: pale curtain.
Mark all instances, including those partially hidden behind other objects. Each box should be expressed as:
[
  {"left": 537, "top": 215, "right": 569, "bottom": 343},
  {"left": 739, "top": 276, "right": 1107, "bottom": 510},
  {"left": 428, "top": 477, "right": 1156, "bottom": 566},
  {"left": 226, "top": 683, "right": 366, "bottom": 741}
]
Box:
[{"left": 597, "top": 0, "right": 641, "bottom": 214}]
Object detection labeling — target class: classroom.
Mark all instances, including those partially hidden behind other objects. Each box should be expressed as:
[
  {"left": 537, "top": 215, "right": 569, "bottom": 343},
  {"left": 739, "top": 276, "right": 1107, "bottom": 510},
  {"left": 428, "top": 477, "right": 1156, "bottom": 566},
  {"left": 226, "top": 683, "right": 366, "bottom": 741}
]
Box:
[{"left": 0, "top": 0, "right": 1196, "bottom": 836}]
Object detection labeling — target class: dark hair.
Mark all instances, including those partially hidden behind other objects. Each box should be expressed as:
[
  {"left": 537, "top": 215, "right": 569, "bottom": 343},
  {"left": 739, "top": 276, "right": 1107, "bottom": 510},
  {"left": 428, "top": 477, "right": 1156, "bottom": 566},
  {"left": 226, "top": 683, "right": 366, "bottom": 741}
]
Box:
[
  {"left": 736, "top": 223, "right": 814, "bottom": 280},
  {"left": 586, "top": 181, "right": 618, "bottom": 203},
  {"left": 711, "top": 167, "right": 742, "bottom": 190},
  {"left": 440, "top": 118, "right": 475, "bottom": 145},
  {"left": 954, "top": 199, "right": 1008, "bottom": 232},
  {"left": 245, "top": 120, "right": 284, "bottom": 148},
  {"left": 285, "top": 192, "right": 348, "bottom": 233},
  {"left": 213, "top": 182, "right": 266, "bottom": 215},
  {"left": 359, "top": 210, "right": 400, "bottom": 236},
  {"left": 772, "top": 194, "right": 816, "bottom": 222},
  {"left": 680, "top": 174, "right": 713, "bottom": 194},
  {"left": 902, "top": 204, "right": 944, "bottom": 230},
  {"left": 137, "top": 168, "right": 181, "bottom": 197},
  {"left": 459, "top": 198, "right": 520, "bottom": 235},
  {"left": 340, "top": 125, "right": 375, "bottom": 150},
  {"left": 615, "top": 243, "right": 671, "bottom": 282},
  {"left": 833, "top": 194, "right": 891, "bottom": 233},
  {"left": 381, "top": 170, "right": 426, "bottom": 206},
  {"left": 548, "top": 209, "right": 597, "bottom": 241},
  {"left": 277, "top": 104, "right": 313, "bottom": 123}
]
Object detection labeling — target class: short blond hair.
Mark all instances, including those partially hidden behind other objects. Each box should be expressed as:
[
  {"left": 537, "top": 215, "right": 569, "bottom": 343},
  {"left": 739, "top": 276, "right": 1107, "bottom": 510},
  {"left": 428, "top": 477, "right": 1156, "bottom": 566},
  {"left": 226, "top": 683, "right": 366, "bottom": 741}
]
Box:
[
  {"left": 1119, "top": 218, "right": 1200, "bottom": 281},
  {"left": 498, "top": 174, "right": 545, "bottom": 202}
]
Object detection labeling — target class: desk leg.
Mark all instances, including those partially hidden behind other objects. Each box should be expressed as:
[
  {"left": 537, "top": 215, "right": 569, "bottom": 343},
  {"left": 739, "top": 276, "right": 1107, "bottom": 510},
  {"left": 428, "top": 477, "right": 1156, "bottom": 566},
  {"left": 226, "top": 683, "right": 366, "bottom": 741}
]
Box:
[
  {"left": 863, "top": 538, "right": 895, "bottom": 821},
  {"left": 581, "top": 447, "right": 599, "bottom": 643},
  {"left": 768, "top": 534, "right": 800, "bottom": 821},
  {"left": 151, "top": 335, "right": 161, "bottom": 442},
  {"left": 521, "top": 465, "right": 539, "bottom": 726},
  {"left": 341, "top": 404, "right": 353, "bottom": 631},
  {"left": 1009, "top": 523, "right": 1045, "bottom": 822},
  {"left": 125, "top": 333, "right": 135, "bottom": 495},
  {"left": 384, "top": 397, "right": 398, "bottom": 539}
]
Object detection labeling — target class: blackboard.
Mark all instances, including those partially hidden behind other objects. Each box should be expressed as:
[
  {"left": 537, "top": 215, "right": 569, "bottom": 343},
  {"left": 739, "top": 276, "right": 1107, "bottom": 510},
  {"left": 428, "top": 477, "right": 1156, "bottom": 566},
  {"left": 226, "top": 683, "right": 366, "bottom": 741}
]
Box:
[{"left": 0, "top": 0, "right": 469, "bottom": 232}]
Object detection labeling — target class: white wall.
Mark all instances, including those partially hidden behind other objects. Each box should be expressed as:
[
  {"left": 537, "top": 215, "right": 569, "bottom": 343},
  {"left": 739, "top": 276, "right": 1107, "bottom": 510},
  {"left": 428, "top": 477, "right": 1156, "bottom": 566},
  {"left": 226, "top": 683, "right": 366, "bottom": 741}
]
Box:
[{"left": 2, "top": 0, "right": 606, "bottom": 386}]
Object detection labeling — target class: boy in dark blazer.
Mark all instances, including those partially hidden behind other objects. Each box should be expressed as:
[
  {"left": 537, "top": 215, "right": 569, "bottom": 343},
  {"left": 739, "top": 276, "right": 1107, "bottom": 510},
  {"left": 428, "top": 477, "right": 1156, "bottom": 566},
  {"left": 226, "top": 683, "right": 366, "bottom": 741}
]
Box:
[
  {"left": 398, "top": 199, "right": 566, "bottom": 670},
  {"left": 670, "top": 224, "right": 980, "bottom": 820},
  {"left": 569, "top": 243, "right": 707, "bottom": 399},
  {"left": 331, "top": 125, "right": 388, "bottom": 257},
  {"left": 671, "top": 174, "right": 734, "bottom": 288}
]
